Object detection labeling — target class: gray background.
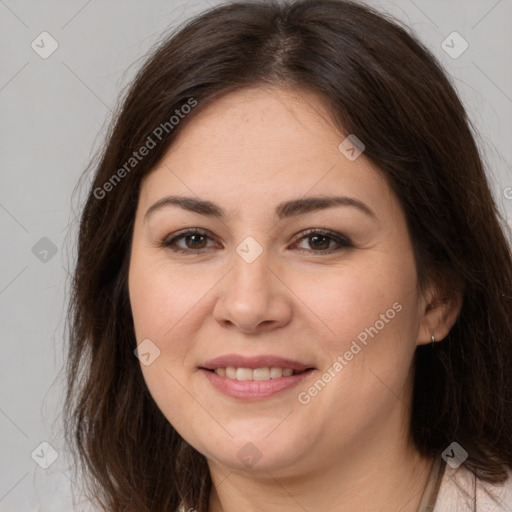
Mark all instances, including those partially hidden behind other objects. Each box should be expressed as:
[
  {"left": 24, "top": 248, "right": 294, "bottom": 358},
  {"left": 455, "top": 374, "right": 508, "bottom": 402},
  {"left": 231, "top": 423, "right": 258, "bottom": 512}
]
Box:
[{"left": 1, "top": 0, "right": 511, "bottom": 510}]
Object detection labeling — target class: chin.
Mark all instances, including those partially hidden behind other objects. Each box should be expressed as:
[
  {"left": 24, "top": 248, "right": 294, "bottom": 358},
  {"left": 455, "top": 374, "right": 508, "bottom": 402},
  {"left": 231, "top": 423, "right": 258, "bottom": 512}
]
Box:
[{"left": 202, "top": 435, "right": 308, "bottom": 474}]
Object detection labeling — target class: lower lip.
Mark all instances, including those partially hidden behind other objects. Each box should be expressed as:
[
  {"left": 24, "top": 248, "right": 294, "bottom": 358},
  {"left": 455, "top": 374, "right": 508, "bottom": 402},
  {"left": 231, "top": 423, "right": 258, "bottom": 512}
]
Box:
[{"left": 200, "top": 368, "right": 315, "bottom": 400}]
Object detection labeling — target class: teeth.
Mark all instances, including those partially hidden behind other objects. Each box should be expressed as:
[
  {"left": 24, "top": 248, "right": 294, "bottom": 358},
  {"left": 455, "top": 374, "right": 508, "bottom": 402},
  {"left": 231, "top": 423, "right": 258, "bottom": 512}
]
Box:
[
  {"left": 214, "top": 366, "right": 296, "bottom": 380},
  {"left": 270, "top": 367, "right": 283, "bottom": 379},
  {"left": 253, "top": 367, "right": 270, "bottom": 380},
  {"left": 236, "top": 368, "right": 252, "bottom": 381}
]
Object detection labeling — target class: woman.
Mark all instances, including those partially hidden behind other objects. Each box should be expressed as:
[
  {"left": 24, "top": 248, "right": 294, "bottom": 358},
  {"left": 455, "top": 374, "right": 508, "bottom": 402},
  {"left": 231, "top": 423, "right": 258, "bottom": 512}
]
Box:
[{"left": 64, "top": 0, "right": 512, "bottom": 510}]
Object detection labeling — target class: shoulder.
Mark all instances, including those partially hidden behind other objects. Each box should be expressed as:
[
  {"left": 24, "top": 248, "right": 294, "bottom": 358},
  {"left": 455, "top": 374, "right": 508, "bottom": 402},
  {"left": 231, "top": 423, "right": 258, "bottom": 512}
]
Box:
[{"left": 433, "top": 463, "right": 512, "bottom": 511}]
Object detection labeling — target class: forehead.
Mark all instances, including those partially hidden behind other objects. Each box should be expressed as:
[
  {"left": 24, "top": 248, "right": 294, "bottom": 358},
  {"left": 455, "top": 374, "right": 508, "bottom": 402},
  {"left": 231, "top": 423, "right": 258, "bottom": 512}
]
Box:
[
  {"left": 138, "top": 86, "right": 396, "bottom": 219},
  {"left": 164, "top": 85, "right": 343, "bottom": 170}
]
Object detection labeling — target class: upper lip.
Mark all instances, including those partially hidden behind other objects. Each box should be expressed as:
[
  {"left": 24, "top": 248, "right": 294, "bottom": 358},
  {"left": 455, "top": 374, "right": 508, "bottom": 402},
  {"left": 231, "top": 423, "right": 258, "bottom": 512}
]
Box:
[{"left": 200, "top": 354, "right": 315, "bottom": 371}]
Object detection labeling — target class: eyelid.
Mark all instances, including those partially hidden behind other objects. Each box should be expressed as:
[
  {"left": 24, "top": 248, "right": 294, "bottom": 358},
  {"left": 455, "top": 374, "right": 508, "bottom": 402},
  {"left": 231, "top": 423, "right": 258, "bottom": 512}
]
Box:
[
  {"left": 161, "top": 227, "right": 353, "bottom": 254},
  {"left": 161, "top": 228, "right": 218, "bottom": 251},
  {"left": 292, "top": 228, "right": 351, "bottom": 244}
]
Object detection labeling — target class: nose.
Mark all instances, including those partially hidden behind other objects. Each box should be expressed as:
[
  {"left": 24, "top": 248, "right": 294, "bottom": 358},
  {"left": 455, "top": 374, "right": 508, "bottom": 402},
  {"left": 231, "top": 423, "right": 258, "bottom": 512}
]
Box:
[{"left": 212, "top": 248, "right": 293, "bottom": 333}]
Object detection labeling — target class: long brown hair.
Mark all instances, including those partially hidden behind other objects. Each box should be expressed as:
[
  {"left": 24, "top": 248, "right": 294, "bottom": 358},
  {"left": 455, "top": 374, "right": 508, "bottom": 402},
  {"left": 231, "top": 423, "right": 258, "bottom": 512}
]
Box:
[{"left": 64, "top": 0, "right": 512, "bottom": 510}]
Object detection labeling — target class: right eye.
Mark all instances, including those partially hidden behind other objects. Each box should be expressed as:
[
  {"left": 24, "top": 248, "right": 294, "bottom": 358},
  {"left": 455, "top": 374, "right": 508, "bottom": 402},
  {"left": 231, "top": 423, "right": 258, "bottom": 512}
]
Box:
[{"left": 160, "top": 229, "right": 219, "bottom": 254}]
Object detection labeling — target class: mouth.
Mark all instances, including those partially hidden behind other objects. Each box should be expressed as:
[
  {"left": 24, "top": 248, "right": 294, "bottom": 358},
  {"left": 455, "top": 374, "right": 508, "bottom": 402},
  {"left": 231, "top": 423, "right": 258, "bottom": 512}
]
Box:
[
  {"left": 198, "top": 355, "right": 316, "bottom": 399},
  {"left": 200, "top": 366, "right": 313, "bottom": 380}
]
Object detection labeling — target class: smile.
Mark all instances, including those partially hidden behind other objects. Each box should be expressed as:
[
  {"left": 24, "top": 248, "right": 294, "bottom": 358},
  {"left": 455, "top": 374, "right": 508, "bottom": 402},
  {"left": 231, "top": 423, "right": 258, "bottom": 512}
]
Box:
[
  {"left": 200, "top": 367, "right": 315, "bottom": 400},
  {"left": 210, "top": 366, "right": 305, "bottom": 380}
]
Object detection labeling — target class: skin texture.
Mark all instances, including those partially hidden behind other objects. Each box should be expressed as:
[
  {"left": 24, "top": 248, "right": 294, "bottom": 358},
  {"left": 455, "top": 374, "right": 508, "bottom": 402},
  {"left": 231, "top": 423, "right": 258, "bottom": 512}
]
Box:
[{"left": 128, "top": 86, "right": 461, "bottom": 512}]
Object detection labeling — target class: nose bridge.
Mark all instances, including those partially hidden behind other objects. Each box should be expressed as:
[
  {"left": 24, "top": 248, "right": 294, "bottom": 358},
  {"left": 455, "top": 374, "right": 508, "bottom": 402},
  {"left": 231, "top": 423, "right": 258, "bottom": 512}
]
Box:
[
  {"left": 228, "top": 241, "right": 274, "bottom": 302},
  {"left": 212, "top": 238, "right": 291, "bottom": 331},
  {"left": 225, "top": 230, "right": 272, "bottom": 286}
]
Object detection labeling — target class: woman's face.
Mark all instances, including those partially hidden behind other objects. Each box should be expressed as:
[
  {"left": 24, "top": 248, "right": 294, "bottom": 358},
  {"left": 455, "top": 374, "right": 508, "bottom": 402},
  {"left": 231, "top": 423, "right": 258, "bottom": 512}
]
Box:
[{"left": 128, "top": 86, "right": 433, "bottom": 476}]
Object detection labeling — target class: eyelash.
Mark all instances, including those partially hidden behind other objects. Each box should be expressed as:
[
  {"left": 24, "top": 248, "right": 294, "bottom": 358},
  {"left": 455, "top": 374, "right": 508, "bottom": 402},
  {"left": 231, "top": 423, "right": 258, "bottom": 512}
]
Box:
[{"left": 160, "top": 228, "right": 353, "bottom": 255}]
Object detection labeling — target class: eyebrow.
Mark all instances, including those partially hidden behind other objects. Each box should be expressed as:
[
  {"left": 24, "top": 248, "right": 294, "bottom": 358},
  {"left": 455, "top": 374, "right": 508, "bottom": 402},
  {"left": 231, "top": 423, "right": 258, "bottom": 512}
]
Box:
[{"left": 144, "top": 194, "right": 377, "bottom": 222}]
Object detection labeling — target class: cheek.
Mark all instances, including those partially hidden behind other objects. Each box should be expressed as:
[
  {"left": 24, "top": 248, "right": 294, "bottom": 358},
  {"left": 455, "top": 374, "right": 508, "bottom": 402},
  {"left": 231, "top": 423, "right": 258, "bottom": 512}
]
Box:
[
  {"left": 294, "top": 262, "right": 420, "bottom": 436},
  {"left": 128, "top": 256, "right": 202, "bottom": 432},
  {"left": 128, "top": 252, "right": 211, "bottom": 344},
  {"left": 307, "top": 254, "right": 419, "bottom": 369}
]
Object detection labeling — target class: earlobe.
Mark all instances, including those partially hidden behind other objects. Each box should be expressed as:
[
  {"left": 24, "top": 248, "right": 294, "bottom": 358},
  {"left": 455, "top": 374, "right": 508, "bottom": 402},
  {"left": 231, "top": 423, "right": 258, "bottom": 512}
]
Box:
[{"left": 416, "top": 292, "right": 463, "bottom": 347}]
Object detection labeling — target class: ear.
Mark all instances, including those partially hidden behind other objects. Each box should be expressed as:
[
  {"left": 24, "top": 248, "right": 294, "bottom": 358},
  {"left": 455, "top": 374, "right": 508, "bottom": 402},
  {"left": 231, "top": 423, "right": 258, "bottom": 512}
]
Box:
[{"left": 416, "top": 285, "right": 463, "bottom": 346}]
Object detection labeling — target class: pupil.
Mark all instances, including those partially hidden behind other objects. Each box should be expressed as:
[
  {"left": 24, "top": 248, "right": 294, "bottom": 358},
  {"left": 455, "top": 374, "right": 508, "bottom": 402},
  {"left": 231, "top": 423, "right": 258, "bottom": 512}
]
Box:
[
  {"left": 187, "top": 234, "right": 206, "bottom": 249},
  {"left": 311, "top": 235, "right": 329, "bottom": 250}
]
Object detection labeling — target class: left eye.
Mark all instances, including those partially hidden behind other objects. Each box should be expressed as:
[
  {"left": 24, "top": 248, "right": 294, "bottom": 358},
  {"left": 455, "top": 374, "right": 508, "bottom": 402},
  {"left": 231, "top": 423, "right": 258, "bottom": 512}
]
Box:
[
  {"left": 293, "top": 230, "right": 352, "bottom": 253},
  {"left": 161, "top": 229, "right": 352, "bottom": 254}
]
